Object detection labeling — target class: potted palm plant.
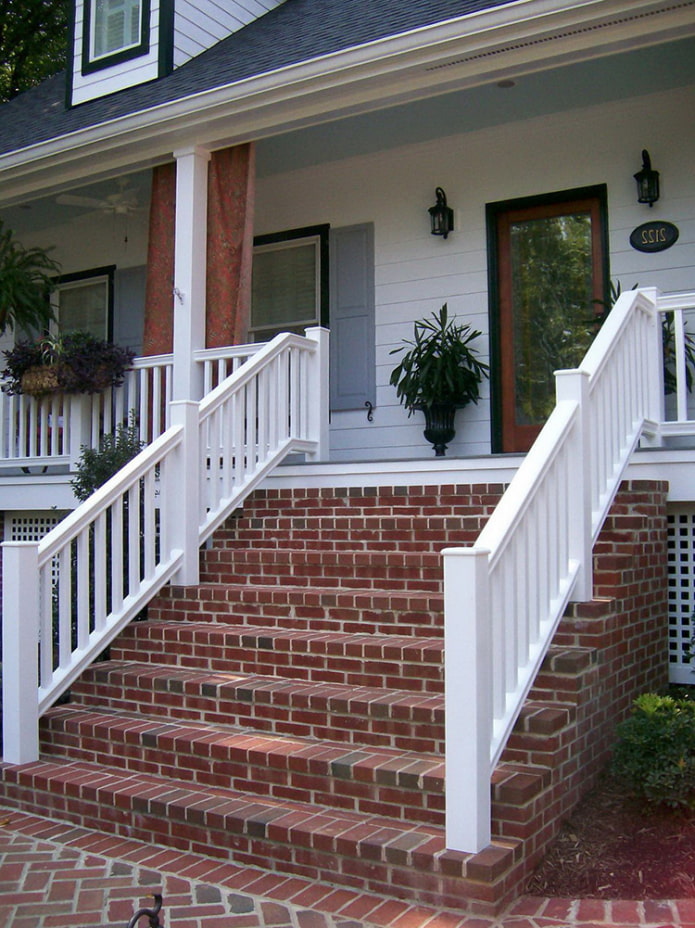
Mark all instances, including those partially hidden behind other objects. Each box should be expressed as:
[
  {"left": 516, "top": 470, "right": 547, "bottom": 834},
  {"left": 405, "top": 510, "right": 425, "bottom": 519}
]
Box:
[{"left": 390, "top": 303, "right": 489, "bottom": 455}]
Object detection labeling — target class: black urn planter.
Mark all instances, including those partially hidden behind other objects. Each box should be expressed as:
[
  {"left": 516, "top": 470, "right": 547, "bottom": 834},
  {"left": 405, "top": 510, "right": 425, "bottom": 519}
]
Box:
[{"left": 421, "top": 402, "right": 458, "bottom": 456}]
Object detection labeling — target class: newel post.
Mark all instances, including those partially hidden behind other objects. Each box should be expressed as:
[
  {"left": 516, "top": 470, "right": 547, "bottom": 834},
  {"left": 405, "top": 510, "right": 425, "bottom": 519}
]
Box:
[
  {"left": 304, "top": 326, "right": 329, "bottom": 461},
  {"left": 443, "top": 546, "right": 492, "bottom": 853},
  {"left": 2, "top": 541, "right": 40, "bottom": 764},
  {"left": 168, "top": 400, "right": 200, "bottom": 585},
  {"left": 555, "top": 369, "right": 593, "bottom": 601}
]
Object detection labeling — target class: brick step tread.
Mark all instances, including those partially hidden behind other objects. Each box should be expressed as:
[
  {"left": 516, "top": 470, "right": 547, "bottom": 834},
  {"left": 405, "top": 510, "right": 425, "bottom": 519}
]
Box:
[
  {"left": 149, "top": 583, "right": 444, "bottom": 636},
  {"left": 70, "top": 661, "right": 445, "bottom": 752},
  {"left": 40, "top": 703, "right": 446, "bottom": 825},
  {"left": 43, "top": 702, "right": 550, "bottom": 817},
  {"left": 501, "top": 701, "right": 578, "bottom": 770},
  {"left": 541, "top": 645, "right": 596, "bottom": 673},
  {"left": 0, "top": 758, "right": 523, "bottom": 908},
  {"left": 510, "top": 701, "right": 575, "bottom": 736},
  {"left": 110, "top": 622, "right": 445, "bottom": 694}
]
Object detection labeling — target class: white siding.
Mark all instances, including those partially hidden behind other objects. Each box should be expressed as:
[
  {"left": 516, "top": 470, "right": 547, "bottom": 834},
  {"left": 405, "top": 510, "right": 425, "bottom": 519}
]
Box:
[
  {"left": 71, "top": 0, "right": 285, "bottom": 104},
  {"left": 71, "top": 0, "right": 160, "bottom": 106},
  {"left": 173, "top": 0, "right": 286, "bottom": 69},
  {"left": 255, "top": 85, "right": 695, "bottom": 463}
]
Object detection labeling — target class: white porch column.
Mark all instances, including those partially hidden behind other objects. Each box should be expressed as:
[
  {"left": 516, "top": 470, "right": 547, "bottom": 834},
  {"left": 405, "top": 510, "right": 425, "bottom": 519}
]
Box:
[{"left": 172, "top": 145, "right": 211, "bottom": 402}]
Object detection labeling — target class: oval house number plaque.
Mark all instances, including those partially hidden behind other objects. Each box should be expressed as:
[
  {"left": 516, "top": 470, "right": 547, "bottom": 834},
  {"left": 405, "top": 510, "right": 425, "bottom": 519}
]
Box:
[{"left": 630, "top": 220, "right": 679, "bottom": 253}]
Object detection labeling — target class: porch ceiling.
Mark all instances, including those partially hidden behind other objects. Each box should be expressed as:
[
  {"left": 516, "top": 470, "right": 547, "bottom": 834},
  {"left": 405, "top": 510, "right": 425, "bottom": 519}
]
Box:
[
  {"left": 0, "top": 0, "right": 693, "bottom": 207},
  {"left": 1, "top": 30, "right": 693, "bottom": 219},
  {"left": 255, "top": 35, "right": 695, "bottom": 177}
]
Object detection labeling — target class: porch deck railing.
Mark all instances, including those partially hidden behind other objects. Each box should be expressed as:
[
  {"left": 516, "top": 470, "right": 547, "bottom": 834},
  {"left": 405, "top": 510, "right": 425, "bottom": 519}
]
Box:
[
  {"left": 0, "top": 344, "right": 261, "bottom": 470},
  {"left": 443, "top": 287, "right": 695, "bottom": 854},
  {"left": 2, "top": 328, "right": 328, "bottom": 764}
]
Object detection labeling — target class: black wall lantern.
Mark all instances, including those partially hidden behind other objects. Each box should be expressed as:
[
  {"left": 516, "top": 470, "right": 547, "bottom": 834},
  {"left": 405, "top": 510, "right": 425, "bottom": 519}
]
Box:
[
  {"left": 634, "top": 150, "right": 660, "bottom": 207},
  {"left": 429, "top": 187, "right": 454, "bottom": 238}
]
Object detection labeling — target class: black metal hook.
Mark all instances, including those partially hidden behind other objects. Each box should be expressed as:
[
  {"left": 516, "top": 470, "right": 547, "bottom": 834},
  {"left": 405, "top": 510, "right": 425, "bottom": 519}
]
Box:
[
  {"left": 127, "top": 894, "right": 163, "bottom": 928},
  {"left": 365, "top": 401, "right": 374, "bottom": 422}
]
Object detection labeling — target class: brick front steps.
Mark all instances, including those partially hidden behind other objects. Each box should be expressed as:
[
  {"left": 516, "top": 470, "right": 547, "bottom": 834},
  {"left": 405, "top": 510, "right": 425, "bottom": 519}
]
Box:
[{"left": 0, "top": 482, "right": 670, "bottom": 916}]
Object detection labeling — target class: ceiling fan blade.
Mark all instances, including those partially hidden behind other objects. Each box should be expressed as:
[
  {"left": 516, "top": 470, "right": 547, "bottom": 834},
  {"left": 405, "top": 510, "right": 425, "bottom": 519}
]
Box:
[{"left": 57, "top": 194, "right": 110, "bottom": 209}]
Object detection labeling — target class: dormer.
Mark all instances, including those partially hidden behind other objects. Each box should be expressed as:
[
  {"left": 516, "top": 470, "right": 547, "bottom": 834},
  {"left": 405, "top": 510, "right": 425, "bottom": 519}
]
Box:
[{"left": 69, "top": 0, "right": 286, "bottom": 106}]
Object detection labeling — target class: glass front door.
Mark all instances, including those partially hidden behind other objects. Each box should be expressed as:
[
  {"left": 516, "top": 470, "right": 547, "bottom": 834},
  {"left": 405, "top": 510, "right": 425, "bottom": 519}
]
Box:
[{"left": 490, "top": 189, "right": 607, "bottom": 452}]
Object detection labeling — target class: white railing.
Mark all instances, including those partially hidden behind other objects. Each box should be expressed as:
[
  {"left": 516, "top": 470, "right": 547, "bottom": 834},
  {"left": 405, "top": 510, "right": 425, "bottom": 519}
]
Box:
[
  {"left": 443, "top": 287, "right": 671, "bottom": 854},
  {"left": 0, "top": 344, "right": 262, "bottom": 470},
  {"left": 2, "top": 328, "right": 328, "bottom": 764}
]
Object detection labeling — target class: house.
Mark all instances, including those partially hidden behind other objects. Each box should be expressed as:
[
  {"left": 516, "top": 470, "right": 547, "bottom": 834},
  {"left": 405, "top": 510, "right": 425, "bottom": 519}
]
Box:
[{"left": 0, "top": 0, "right": 694, "bottom": 914}]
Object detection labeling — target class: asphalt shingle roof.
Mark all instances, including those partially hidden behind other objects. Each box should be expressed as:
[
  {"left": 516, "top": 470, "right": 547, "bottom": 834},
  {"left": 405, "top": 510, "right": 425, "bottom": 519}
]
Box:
[{"left": 0, "top": 0, "right": 518, "bottom": 156}]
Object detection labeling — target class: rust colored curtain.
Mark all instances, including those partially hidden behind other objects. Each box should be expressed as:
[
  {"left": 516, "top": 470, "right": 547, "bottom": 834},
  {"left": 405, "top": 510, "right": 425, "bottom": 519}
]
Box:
[
  {"left": 142, "top": 162, "right": 176, "bottom": 356},
  {"left": 206, "top": 143, "right": 255, "bottom": 348}
]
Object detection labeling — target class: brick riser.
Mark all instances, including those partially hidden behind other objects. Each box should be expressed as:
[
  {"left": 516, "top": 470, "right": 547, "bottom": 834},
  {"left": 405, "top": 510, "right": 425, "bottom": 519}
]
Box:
[
  {"left": 150, "top": 584, "right": 446, "bottom": 638},
  {"left": 0, "top": 481, "right": 670, "bottom": 916}
]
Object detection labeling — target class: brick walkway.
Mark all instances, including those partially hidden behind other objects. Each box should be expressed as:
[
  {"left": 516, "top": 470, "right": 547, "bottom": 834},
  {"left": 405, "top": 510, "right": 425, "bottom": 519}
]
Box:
[{"left": 0, "top": 806, "right": 693, "bottom": 928}]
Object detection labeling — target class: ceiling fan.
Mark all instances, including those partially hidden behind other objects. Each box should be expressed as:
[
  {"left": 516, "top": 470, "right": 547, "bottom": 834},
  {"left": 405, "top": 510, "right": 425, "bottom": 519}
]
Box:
[{"left": 56, "top": 181, "right": 143, "bottom": 215}]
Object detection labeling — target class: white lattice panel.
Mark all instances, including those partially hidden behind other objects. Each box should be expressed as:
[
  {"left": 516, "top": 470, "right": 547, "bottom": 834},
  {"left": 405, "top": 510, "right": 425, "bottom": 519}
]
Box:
[{"left": 667, "top": 509, "right": 695, "bottom": 685}]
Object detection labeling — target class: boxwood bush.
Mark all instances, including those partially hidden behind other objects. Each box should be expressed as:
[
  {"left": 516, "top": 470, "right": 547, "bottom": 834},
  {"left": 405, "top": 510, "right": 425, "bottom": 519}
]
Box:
[{"left": 611, "top": 693, "right": 695, "bottom": 810}]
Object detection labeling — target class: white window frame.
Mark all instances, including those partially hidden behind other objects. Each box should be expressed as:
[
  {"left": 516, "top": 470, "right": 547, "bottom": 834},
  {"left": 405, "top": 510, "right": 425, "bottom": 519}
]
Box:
[
  {"left": 90, "top": 0, "right": 143, "bottom": 61},
  {"left": 250, "top": 232, "right": 324, "bottom": 342},
  {"left": 51, "top": 269, "right": 113, "bottom": 340}
]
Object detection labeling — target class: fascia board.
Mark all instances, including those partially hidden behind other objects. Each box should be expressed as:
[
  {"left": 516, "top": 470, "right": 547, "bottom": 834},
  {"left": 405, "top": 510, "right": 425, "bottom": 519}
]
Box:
[{"left": 0, "top": 0, "right": 692, "bottom": 200}]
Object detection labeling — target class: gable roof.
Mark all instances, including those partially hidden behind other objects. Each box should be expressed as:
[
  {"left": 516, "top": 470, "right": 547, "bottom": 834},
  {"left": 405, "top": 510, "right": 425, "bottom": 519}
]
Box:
[{"left": 0, "top": 0, "right": 517, "bottom": 156}]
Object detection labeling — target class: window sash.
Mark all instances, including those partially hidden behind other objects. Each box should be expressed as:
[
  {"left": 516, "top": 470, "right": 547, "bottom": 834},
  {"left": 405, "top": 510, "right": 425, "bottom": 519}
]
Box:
[
  {"left": 250, "top": 237, "right": 321, "bottom": 341},
  {"left": 52, "top": 276, "right": 110, "bottom": 340},
  {"left": 91, "top": 0, "right": 142, "bottom": 60}
]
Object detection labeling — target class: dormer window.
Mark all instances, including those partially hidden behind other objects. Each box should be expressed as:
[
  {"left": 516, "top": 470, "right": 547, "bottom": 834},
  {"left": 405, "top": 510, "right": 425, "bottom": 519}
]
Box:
[{"left": 82, "top": 0, "right": 150, "bottom": 73}]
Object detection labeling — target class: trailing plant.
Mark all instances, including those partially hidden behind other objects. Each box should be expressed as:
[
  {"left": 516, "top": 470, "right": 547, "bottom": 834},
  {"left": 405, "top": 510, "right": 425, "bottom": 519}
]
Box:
[
  {"left": 389, "top": 303, "right": 489, "bottom": 413},
  {"left": 1, "top": 330, "right": 135, "bottom": 397},
  {"left": 611, "top": 693, "right": 695, "bottom": 810},
  {"left": 71, "top": 415, "right": 144, "bottom": 501},
  {"left": 0, "top": 220, "right": 60, "bottom": 334}
]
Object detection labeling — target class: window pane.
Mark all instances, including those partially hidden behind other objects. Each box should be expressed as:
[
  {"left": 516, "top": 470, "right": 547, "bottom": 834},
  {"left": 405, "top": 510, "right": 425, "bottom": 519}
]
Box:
[
  {"left": 93, "top": 0, "right": 141, "bottom": 58},
  {"left": 509, "top": 212, "right": 595, "bottom": 425},
  {"left": 251, "top": 241, "right": 318, "bottom": 338},
  {"left": 57, "top": 280, "right": 109, "bottom": 339}
]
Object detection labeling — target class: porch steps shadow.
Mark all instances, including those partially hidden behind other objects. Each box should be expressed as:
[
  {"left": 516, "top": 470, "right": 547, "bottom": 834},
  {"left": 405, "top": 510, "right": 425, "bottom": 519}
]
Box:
[{"left": 0, "top": 481, "right": 669, "bottom": 916}]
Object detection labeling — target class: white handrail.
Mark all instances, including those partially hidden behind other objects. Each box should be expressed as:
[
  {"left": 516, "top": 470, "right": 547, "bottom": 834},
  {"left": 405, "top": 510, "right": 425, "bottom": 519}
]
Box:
[
  {"left": 443, "top": 287, "right": 665, "bottom": 854},
  {"left": 1, "top": 328, "right": 329, "bottom": 764}
]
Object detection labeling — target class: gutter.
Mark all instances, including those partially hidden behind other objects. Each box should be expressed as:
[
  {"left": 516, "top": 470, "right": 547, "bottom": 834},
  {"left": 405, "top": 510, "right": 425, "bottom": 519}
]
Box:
[{"left": 0, "top": 0, "right": 693, "bottom": 198}]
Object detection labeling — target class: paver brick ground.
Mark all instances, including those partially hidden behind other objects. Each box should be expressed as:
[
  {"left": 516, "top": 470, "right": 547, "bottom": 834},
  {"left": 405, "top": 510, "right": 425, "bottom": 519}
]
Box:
[{"left": 0, "top": 805, "right": 692, "bottom": 928}]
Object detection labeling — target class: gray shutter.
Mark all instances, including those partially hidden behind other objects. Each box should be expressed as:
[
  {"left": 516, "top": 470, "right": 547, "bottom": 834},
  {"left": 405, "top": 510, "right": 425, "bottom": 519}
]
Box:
[
  {"left": 329, "top": 223, "right": 375, "bottom": 411},
  {"left": 113, "top": 265, "right": 146, "bottom": 352}
]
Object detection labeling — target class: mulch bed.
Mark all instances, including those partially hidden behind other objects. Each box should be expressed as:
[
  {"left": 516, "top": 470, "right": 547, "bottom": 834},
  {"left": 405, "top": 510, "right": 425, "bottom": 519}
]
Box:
[{"left": 526, "top": 773, "right": 695, "bottom": 899}]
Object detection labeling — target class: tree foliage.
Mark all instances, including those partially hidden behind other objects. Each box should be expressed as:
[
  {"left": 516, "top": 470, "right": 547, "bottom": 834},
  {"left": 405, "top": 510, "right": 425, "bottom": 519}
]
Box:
[{"left": 0, "top": 0, "right": 68, "bottom": 103}]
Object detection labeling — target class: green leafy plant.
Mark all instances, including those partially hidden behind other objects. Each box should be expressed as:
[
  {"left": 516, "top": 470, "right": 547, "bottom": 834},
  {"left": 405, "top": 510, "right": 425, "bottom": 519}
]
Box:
[
  {"left": 389, "top": 303, "right": 489, "bottom": 413},
  {"left": 611, "top": 693, "right": 695, "bottom": 810},
  {"left": 71, "top": 415, "right": 144, "bottom": 501},
  {"left": 0, "top": 220, "right": 60, "bottom": 334},
  {"left": 2, "top": 330, "right": 135, "bottom": 397},
  {"left": 594, "top": 281, "right": 695, "bottom": 396}
]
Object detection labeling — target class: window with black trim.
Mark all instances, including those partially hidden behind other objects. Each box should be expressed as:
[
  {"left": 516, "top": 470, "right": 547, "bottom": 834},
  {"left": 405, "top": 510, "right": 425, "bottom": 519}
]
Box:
[
  {"left": 251, "top": 226, "right": 329, "bottom": 342},
  {"left": 52, "top": 268, "right": 114, "bottom": 340},
  {"left": 82, "top": 0, "right": 150, "bottom": 72}
]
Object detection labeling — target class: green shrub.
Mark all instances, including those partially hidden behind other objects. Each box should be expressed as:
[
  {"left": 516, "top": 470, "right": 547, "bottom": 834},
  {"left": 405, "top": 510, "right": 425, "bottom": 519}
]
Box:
[
  {"left": 611, "top": 693, "right": 695, "bottom": 810},
  {"left": 71, "top": 416, "right": 143, "bottom": 501}
]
